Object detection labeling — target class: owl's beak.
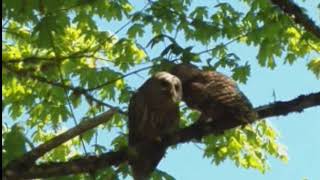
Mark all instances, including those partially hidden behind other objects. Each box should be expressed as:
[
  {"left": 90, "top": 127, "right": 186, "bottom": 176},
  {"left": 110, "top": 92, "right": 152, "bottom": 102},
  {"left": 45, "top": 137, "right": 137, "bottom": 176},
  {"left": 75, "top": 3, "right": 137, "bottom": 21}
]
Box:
[
  {"left": 161, "top": 87, "right": 171, "bottom": 96},
  {"left": 172, "top": 91, "right": 182, "bottom": 103},
  {"left": 161, "top": 87, "right": 181, "bottom": 103},
  {"left": 172, "top": 96, "right": 181, "bottom": 103}
]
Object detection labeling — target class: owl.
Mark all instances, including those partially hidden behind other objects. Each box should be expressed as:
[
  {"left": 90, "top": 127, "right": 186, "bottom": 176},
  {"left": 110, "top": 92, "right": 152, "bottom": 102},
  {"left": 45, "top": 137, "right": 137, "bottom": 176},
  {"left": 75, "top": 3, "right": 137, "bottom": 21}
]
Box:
[
  {"left": 128, "top": 71, "right": 182, "bottom": 180},
  {"left": 171, "top": 63, "right": 257, "bottom": 131}
]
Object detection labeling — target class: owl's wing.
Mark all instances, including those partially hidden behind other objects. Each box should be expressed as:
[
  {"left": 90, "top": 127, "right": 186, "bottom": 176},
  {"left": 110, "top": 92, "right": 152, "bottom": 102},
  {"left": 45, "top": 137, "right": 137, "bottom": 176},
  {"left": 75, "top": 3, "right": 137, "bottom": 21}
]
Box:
[
  {"left": 202, "top": 71, "right": 243, "bottom": 106},
  {"left": 128, "top": 78, "right": 180, "bottom": 180},
  {"left": 128, "top": 92, "right": 146, "bottom": 145},
  {"left": 201, "top": 71, "right": 256, "bottom": 123}
]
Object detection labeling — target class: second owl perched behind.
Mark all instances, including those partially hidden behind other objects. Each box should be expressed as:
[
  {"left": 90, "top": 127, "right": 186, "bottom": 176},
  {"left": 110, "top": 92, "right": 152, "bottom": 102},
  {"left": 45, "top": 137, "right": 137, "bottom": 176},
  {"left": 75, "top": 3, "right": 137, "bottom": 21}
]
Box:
[{"left": 171, "top": 63, "right": 257, "bottom": 130}]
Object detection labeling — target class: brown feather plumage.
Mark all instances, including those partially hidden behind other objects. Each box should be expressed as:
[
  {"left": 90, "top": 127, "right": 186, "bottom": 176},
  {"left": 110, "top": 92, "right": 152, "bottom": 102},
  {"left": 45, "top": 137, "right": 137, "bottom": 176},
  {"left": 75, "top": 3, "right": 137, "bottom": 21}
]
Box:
[
  {"left": 128, "top": 72, "right": 182, "bottom": 180},
  {"left": 171, "top": 63, "right": 257, "bottom": 130}
]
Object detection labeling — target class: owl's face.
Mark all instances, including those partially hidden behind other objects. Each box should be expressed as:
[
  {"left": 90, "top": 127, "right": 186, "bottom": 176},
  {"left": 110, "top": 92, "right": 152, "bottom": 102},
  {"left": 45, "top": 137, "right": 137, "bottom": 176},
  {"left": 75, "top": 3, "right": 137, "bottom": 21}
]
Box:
[{"left": 153, "top": 72, "right": 182, "bottom": 103}]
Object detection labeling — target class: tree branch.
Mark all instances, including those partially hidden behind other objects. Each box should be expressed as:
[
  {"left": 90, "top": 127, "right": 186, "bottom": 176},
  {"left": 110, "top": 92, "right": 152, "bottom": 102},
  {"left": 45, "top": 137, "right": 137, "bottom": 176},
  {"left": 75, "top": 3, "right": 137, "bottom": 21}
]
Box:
[
  {"left": 86, "top": 65, "right": 153, "bottom": 91},
  {"left": 2, "top": 48, "right": 93, "bottom": 64},
  {"left": 2, "top": 63, "right": 125, "bottom": 113},
  {"left": 4, "top": 92, "right": 320, "bottom": 179},
  {"left": 270, "top": 0, "right": 320, "bottom": 39},
  {"left": 6, "top": 150, "right": 128, "bottom": 180},
  {"left": 165, "top": 91, "right": 320, "bottom": 144},
  {"left": 255, "top": 92, "right": 320, "bottom": 118},
  {"left": 3, "top": 109, "right": 118, "bottom": 178}
]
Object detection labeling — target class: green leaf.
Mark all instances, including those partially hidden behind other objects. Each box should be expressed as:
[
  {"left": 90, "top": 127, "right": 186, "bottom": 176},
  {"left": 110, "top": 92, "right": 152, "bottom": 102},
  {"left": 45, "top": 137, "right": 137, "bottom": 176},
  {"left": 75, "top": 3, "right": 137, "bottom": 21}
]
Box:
[
  {"left": 307, "top": 58, "right": 320, "bottom": 78},
  {"left": 8, "top": 103, "right": 23, "bottom": 120},
  {"left": 110, "top": 132, "right": 127, "bottom": 150},
  {"left": 285, "top": 53, "right": 297, "bottom": 64},
  {"left": 227, "top": 137, "right": 242, "bottom": 153},
  {"left": 146, "top": 34, "right": 166, "bottom": 49},
  {"left": 32, "top": 13, "right": 69, "bottom": 48},
  {"left": 152, "top": 169, "right": 176, "bottom": 180},
  {"left": 245, "top": 153, "right": 264, "bottom": 173},
  {"left": 70, "top": 91, "right": 82, "bottom": 108},
  {"left": 189, "top": 6, "right": 208, "bottom": 20},
  {"left": 232, "top": 63, "right": 251, "bottom": 83},
  {"left": 82, "top": 129, "right": 96, "bottom": 144},
  {"left": 3, "top": 124, "right": 27, "bottom": 166},
  {"left": 127, "top": 23, "right": 144, "bottom": 38},
  {"left": 93, "top": 144, "right": 107, "bottom": 154}
]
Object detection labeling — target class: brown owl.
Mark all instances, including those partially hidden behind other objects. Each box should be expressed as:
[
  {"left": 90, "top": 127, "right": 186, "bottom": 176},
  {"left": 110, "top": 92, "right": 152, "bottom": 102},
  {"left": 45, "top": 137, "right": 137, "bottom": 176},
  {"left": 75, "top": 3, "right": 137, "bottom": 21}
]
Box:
[
  {"left": 128, "top": 71, "right": 182, "bottom": 180},
  {"left": 171, "top": 63, "right": 257, "bottom": 131}
]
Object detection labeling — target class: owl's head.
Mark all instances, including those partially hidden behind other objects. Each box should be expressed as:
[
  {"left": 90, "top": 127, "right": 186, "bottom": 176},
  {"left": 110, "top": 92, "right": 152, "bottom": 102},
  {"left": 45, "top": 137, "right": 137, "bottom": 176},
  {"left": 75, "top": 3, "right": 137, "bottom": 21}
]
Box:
[
  {"left": 170, "top": 63, "right": 201, "bottom": 83},
  {"left": 152, "top": 71, "right": 182, "bottom": 103}
]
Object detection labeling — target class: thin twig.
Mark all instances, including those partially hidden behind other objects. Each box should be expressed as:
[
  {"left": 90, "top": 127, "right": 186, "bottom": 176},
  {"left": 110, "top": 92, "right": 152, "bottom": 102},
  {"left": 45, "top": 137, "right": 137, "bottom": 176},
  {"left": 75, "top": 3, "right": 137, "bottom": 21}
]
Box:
[
  {"left": 87, "top": 65, "right": 153, "bottom": 91},
  {"left": 2, "top": 19, "right": 10, "bottom": 28},
  {"left": 46, "top": 21, "right": 89, "bottom": 155},
  {"left": 3, "top": 63, "right": 125, "bottom": 114},
  {"left": 57, "top": 66, "right": 88, "bottom": 154},
  {"left": 91, "top": 3, "right": 151, "bottom": 55}
]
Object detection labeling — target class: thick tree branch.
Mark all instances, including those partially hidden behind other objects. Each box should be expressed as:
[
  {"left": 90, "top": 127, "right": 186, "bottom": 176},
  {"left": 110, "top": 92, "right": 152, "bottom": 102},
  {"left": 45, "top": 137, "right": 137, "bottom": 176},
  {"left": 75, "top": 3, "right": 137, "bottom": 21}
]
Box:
[
  {"left": 255, "top": 92, "right": 320, "bottom": 118},
  {"left": 3, "top": 109, "right": 118, "bottom": 178},
  {"left": 5, "top": 150, "right": 128, "bottom": 180},
  {"left": 4, "top": 92, "right": 320, "bottom": 179},
  {"left": 270, "top": 0, "right": 320, "bottom": 39}
]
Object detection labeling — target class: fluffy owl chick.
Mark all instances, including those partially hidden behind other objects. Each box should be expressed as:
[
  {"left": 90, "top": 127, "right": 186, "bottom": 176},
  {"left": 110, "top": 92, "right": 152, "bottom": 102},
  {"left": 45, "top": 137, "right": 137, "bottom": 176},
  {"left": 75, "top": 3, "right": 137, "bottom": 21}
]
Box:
[
  {"left": 128, "top": 72, "right": 182, "bottom": 180},
  {"left": 171, "top": 63, "right": 257, "bottom": 130}
]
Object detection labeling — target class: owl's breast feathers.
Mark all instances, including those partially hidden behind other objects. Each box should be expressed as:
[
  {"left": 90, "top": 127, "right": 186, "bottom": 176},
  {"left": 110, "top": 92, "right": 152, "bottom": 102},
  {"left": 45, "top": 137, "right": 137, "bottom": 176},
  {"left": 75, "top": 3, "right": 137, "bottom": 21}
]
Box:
[{"left": 131, "top": 104, "right": 179, "bottom": 145}]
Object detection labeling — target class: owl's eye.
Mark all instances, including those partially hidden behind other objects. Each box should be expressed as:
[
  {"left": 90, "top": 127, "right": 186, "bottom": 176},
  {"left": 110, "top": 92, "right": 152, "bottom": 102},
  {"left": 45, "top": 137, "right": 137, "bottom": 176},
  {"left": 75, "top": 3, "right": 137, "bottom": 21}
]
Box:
[
  {"left": 174, "top": 84, "right": 180, "bottom": 91},
  {"left": 160, "top": 80, "right": 170, "bottom": 87}
]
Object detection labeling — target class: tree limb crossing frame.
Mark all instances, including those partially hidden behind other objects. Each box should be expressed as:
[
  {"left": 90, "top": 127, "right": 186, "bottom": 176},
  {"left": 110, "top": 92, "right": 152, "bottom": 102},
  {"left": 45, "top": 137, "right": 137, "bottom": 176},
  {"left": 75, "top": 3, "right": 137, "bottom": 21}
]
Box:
[
  {"left": 3, "top": 92, "right": 320, "bottom": 179},
  {"left": 270, "top": 0, "right": 320, "bottom": 39}
]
